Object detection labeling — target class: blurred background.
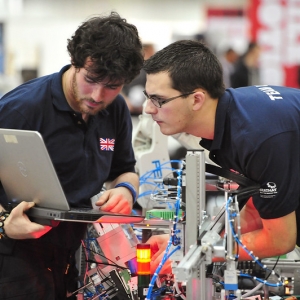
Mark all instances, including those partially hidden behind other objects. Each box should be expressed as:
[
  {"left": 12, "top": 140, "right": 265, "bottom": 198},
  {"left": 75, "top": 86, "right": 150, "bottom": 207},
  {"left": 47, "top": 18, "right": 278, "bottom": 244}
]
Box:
[
  {"left": 1, "top": 0, "right": 299, "bottom": 161},
  {"left": 1, "top": 0, "right": 300, "bottom": 96}
]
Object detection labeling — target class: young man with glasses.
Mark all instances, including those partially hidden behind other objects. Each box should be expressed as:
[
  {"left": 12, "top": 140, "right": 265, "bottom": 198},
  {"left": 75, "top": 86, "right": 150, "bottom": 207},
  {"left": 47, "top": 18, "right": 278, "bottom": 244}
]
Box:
[{"left": 144, "top": 40, "right": 300, "bottom": 274}]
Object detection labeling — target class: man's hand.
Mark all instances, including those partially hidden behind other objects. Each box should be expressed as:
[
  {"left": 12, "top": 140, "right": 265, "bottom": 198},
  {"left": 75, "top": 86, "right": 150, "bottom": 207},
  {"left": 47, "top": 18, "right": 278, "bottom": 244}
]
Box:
[
  {"left": 95, "top": 188, "right": 133, "bottom": 214},
  {"left": 147, "top": 234, "right": 172, "bottom": 274},
  {"left": 4, "top": 201, "right": 52, "bottom": 239}
]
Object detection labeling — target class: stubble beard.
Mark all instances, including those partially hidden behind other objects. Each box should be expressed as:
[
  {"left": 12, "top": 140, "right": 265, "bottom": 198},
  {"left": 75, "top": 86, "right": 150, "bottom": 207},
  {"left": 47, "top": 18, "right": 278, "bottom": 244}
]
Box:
[{"left": 71, "top": 73, "right": 101, "bottom": 116}]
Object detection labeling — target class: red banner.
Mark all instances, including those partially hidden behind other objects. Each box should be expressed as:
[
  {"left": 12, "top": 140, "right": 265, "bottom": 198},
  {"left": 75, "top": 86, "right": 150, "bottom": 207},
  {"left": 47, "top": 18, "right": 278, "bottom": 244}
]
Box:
[{"left": 247, "top": 0, "right": 300, "bottom": 87}]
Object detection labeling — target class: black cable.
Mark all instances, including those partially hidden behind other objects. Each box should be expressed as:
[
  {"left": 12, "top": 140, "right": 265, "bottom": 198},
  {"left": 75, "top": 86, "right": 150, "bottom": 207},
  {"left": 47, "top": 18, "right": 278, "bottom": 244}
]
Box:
[
  {"left": 96, "top": 266, "right": 113, "bottom": 287},
  {"left": 265, "top": 255, "right": 280, "bottom": 280},
  {"left": 82, "top": 243, "right": 128, "bottom": 270},
  {"left": 85, "top": 259, "right": 128, "bottom": 270}
]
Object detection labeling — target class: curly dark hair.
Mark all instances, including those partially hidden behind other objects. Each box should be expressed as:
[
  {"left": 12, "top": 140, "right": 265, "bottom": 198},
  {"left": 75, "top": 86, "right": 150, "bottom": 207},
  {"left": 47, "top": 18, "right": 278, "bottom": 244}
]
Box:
[
  {"left": 143, "top": 40, "right": 225, "bottom": 99},
  {"left": 67, "top": 12, "right": 143, "bottom": 84}
]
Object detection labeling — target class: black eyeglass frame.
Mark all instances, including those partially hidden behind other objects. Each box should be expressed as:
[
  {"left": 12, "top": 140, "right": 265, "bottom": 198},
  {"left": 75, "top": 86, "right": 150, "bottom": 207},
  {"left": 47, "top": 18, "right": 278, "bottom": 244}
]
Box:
[{"left": 143, "top": 90, "right": 195, "bottom": 108}]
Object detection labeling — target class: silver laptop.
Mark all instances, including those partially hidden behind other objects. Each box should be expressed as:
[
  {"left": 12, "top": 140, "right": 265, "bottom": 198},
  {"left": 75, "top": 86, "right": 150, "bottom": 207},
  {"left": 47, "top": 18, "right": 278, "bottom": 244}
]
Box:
[{"left": 0, "top": 128, "right": 144, "bottom": 225}]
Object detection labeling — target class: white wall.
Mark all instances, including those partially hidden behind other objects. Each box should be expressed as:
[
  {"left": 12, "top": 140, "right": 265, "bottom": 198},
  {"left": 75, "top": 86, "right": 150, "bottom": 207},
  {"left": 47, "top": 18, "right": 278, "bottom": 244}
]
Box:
[{"left": 0, "top": 0, "right": 247, "bottom": 81}]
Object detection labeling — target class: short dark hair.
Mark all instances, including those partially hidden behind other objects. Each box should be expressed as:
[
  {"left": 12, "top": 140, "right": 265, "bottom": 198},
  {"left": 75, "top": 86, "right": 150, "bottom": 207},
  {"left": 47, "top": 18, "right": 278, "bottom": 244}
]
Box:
[
  {"left": 143, "top": 40, "right": 225, "bottom": 99},
  {"left": 67, "top": 12, "right": 143, "bottom": 84}
]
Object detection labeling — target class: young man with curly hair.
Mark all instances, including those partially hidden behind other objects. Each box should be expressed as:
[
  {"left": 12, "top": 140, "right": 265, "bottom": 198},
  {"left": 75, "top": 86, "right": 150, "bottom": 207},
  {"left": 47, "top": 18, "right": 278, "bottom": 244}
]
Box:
[{"left": 0, "top": 12, "right": 143, "bottom": 299}]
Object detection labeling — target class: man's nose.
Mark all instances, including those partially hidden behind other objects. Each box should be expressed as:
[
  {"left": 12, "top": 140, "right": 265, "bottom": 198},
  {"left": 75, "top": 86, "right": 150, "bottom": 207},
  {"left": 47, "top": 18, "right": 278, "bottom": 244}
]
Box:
[
  {"left": 144, "top": 99, "right": 157, "bottom": 114},
  {"left": 91, "top": 85, "right": 104, "bottom": 102}
]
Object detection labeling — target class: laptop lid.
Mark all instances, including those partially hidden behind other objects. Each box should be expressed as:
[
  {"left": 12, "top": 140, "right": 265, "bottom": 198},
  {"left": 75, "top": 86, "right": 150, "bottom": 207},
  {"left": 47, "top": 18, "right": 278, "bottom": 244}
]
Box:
[
  {"left": 0, "top": 128, "right": 144, "bottom": 224},
  {"left": 0, "top": 128, "right": 70, "bottom": 210}
]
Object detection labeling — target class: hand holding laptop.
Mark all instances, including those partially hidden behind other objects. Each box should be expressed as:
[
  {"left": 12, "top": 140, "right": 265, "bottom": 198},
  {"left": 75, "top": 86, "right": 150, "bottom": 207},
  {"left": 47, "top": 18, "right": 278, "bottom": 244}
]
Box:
[
  {"left": 0, "top": 129, "right": 144, "bottom": 224},
  {"left": 4, "top": 201, "right": 52, "bottom": 239}
]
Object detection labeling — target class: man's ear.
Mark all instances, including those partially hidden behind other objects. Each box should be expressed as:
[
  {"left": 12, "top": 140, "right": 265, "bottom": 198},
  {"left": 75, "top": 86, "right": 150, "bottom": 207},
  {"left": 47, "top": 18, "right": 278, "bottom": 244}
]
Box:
[{"left": 192, "top": 91, "right": 205, "bottom": 111}]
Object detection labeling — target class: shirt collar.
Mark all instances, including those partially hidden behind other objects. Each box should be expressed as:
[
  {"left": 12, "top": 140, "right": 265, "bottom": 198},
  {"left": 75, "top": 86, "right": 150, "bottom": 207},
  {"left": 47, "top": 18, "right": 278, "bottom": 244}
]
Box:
[
  {"left": 200, "top": 90, "right": 231, "bottom": 152},
  {"left": 51, "top": 65, "right": 73, "bottom": 112}
]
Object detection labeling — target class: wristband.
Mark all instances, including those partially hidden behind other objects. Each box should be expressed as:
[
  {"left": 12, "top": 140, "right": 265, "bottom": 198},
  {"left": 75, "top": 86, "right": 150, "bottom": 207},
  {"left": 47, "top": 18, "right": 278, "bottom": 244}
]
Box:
[
  {"left": 115, "top": 182, "right": 137, "bottom": 203},
  {"left": 0, "top": 212, "right": 10, "bottom": 239}
]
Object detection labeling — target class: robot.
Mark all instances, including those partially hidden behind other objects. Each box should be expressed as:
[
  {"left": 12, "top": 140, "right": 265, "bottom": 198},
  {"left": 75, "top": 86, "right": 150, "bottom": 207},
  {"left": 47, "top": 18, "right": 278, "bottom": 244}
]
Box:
[
  {"left": 75, "top": 110, "right": 300, "bottom": 300},
  {"left": 132, "top": 111, "right": 300, "bottom": 300}
]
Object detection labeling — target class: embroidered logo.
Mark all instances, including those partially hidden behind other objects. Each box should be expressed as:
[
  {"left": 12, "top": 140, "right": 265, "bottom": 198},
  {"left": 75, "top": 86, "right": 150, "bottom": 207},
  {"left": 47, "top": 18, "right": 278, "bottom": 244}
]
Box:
[
  {"left": 259, "top": 182, "right": 278, "bottom": 198},
  {"left": 99, "top": 138, "right": 115, "bottom": 151}
]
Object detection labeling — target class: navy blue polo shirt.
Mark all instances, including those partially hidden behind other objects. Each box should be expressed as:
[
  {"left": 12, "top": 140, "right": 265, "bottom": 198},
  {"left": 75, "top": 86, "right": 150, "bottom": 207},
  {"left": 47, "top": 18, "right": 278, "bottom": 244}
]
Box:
[
  {"left": 200, "top": 85, "right": 300, "bottom": 220},
  {"left": 0, "top": 65, "right": 136, "bottom": 208}
]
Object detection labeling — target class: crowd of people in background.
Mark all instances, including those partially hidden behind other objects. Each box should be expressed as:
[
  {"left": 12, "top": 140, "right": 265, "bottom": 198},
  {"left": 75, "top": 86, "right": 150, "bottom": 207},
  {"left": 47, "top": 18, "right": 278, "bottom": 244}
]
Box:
[{"left": 230, "top": 41, "right": 261, "bottom": 88}]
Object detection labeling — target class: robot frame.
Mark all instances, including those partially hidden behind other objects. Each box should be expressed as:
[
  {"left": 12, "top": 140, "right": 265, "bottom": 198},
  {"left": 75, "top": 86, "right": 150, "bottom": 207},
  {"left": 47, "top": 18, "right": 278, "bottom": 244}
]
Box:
[
  {"left": 74, "top": 112, "right": 300, "bottom": 300},
  {"left": 132, "top": 112, "right": 300, "bottom": 300}
]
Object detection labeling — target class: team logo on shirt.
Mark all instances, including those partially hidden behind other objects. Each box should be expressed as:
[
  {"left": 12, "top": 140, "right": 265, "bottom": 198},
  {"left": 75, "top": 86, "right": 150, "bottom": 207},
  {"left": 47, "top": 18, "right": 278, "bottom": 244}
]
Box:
[
  {"left": 256, "top": 85, "right": 283, "bottom": 101},
  {"left": 99, "top": 138, "right": 115, "bottom": 151},
  {"left": 259, "top": 182, "right": 278, "bottom": 198}
]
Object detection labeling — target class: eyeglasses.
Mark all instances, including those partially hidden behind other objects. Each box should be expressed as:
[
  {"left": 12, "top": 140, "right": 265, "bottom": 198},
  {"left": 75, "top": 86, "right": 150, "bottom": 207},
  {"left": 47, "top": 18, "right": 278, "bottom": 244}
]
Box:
[{"left": 143, "top": 90, "right": 195, "bottom": 108}]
